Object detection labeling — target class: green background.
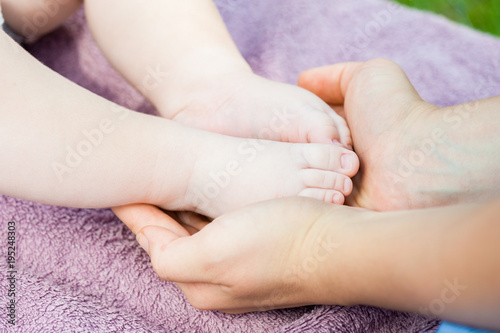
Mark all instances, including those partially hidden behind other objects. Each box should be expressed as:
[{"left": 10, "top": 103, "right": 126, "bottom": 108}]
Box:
[{"left": 394, "top": 0, "right": 500, "bottom": 36}]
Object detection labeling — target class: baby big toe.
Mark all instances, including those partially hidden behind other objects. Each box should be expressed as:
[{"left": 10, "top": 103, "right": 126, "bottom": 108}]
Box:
[
  {"left": 307, "top": 124, "right": 342, "bottom": 144},
  {"left": 300, "top": 145, "right": 359, "bottom": 177}
]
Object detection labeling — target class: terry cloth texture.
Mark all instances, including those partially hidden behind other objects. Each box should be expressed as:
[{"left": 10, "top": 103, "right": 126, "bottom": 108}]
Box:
[{"left": 1, "top": 0, "right": 499, "bottom": 331}]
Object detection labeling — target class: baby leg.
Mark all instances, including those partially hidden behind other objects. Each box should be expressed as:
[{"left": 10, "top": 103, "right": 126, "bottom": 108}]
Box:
[
  {"left": 83, "top": 0, "right": 351, "bottom": 145},
  {"left": 1, "top": 0, "right": 82, "bottom": 42}
]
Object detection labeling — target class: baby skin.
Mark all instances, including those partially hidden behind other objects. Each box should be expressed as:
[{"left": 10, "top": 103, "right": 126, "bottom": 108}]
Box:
[
  {"left": 3, "top": 0, "right": 352, "bottom": 144},
  {"left": 157, "top": 70, "right": 351, "bottom": 145},
  {"left": 0, "top": 30, "right": 358, "bottom": 219},
  {"left": 155, "top": 122, "right": 358, "bottom": 218},
  {"left": 1, "top": 0, "right": 359, "bottom": 218},
  {"left": 81, "top": 0, "right": 352, "bottom": 146}
]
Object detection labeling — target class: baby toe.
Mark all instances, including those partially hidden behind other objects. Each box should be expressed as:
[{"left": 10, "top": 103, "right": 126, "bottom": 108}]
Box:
[
  {"left": 307, "top": 123, "right": 342, "bottom": 144},
  {"left": 298, "top": 188, "right": 345, "bottom": 205},
  {"left": 298, "top": 144, "right": 359, "bottom": 177},
  {"left": 300, "top": 169, "right": 353, "bottom": 196},
  {"left": 328, "top": 111, "right": 353, "bottom": 148}
]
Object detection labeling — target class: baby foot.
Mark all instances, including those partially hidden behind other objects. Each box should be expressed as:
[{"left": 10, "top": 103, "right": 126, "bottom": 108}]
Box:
[
  {"left": 153, "top": 124, "right": 359, "bottom": 218},
  {"left": 156, "top": 71, "right": 351, "bottom": 146}
]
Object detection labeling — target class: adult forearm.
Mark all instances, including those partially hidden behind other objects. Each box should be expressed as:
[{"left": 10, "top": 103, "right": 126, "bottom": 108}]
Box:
[{"left": 328, "top": 200, "right": 500, "bottom": 330}]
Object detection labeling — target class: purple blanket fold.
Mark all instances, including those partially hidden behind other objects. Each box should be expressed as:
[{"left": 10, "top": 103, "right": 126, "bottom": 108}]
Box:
[{"left": 1, "top": 0, "right": 499, "bottom": 331}]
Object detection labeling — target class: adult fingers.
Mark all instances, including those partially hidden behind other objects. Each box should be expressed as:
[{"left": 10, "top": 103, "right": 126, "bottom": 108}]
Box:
[
  {"left": 140, "top": 225, "right": 216, "bottom": 283},
  {"left": 114, "top": 205, "right": 219, "bottom": 283},
  {"left": 299, "top": 59, "right": 424, "bottom": 107},
  {"left": 113, "top": 204, "right": 190, "bottom": 237},
  {"left": 177, "top": 211, "right": 211, "bottom": 234},
  {"left": 298, "top": 62, "right": 363, "bottom": 105}
]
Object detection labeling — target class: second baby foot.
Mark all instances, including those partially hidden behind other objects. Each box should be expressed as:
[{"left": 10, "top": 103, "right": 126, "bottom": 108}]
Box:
[
  {"left": 156, "top": 72, "right": 352, "bottom": 146},
  {"left": 152, "top": 124, "right": 359, "bottom": 218}
]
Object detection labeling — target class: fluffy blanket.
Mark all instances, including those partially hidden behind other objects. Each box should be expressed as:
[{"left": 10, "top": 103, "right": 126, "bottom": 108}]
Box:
[{"left": 1, "top": 0, "right": 499, "bottom": 331}]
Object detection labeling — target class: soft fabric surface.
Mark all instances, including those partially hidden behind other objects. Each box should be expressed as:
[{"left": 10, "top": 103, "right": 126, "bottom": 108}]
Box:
[{"left": 1, "top": 0, "right": 499, "bottom": 331}]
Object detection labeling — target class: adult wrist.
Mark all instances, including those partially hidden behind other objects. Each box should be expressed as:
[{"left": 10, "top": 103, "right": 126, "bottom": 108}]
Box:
[{"left": 311, "top": 206, "right": 381, "bottom": 307}]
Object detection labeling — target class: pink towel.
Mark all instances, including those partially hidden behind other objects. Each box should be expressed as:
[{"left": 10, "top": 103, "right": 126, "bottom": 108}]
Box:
[{"left": 1, "top": 0, "right": 499, "bottom": 331}]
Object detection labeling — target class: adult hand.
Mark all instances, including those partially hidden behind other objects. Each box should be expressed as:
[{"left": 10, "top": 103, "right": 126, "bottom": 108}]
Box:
[
  {"left": 113, "top": 198, "right": 363, "bottom": 313},
  {"left": 300, "top": 58, "right": 500, "bottom": 210},
  {"left": 114, "top": 196, "right": 500, "bottom": 330},
  {"left": 299, "top": 59, "right": 444, "bottom": 210}
]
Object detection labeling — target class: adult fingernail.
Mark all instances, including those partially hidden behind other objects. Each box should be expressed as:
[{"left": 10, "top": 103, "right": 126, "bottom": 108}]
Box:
[
  {"left": 341, "top": 154, "right": 352, "bottom": 170},
  {"left": 136, "top": 233, "right": 149, "bottom": 254}
]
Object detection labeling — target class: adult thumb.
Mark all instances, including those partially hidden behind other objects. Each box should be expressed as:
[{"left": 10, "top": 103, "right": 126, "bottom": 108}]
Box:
[{"left": 299, "top": 59, "right": 423, "bottom": 107}]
